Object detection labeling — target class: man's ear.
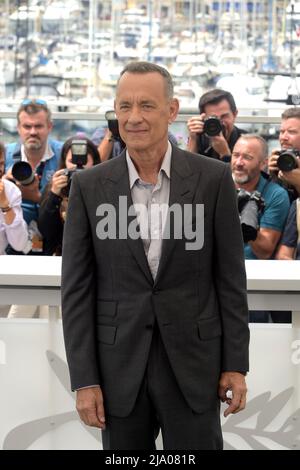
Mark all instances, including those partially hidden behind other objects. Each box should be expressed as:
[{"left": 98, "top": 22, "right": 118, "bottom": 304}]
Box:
[
  {"left": 260, "top": 157, "right": 268, "bottom": 172},
  {"left": 169, "top": 98, "right": 179, "bottom": 124}
]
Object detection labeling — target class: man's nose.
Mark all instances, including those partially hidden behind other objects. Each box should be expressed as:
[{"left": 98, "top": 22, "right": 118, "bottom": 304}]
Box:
[
  {"left": 236, "top": 156, "right": 245, "bottom": 166},
  {"left": 127, "top": 107, "right": 142, "bottom": 123},
  {"left": 280, "top": 131, "right": 289, "bottom": 140}
]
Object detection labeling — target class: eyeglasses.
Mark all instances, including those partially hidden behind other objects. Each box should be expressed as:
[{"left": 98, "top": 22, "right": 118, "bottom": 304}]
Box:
[{"left": 21, "top": 99, "right": 47, "bottom": 107}]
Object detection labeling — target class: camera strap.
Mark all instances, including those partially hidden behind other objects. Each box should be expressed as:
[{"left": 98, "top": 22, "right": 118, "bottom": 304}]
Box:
[
  {"left": 12, "top": 145, "right": 22, "bottom": 162},
  {"left": 36, "top": 161, "right": 45, "bottom": 185}
]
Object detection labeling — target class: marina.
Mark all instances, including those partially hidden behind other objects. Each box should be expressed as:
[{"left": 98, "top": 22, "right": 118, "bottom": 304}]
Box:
[{"left": 0, "top": 0, "right": 300, "bottom": 140}]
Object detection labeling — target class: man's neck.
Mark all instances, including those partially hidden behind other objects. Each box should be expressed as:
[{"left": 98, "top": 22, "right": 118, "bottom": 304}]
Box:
[
  {"left": 235, "top": 175, "right": 261, "bottom": 193},
  {"left": 24, "top": 147, "right": 46, "bottom": 168},
  {"left": 129, "top": 145, "right": 167, "bottom": 184}
]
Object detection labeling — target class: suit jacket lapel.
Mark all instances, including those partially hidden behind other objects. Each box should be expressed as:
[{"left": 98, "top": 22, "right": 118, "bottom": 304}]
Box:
[
  {"left": 154, "top": 147, "right": 201, "bottom": 285},
  {"left": 102, "top": 153, "right": 153, "bottom": 285}
]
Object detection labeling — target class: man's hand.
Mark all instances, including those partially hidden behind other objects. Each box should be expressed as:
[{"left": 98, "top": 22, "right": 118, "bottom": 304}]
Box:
[
  {"left": 2, "top": 167, "right": 15, "bottom": 183},
  {"left": 76, "top": 386, "right": 106, "bottom": 429},
  {"left": 51, "top": 169, "right": 68, "bottom": 196},
  {"left": 187, "top": 114, "right": 206, "bottom": 137},
  {"left": 210, "top": 133, "right": 231, "bottom": 159},
  {"left": 268, "top": 150, "right": 280, "bottom": 174},
  {"left": 17, "top": 174, "right": 41, "bottom": 203},
  {"left": 0, "top": 179, "right": 9, "bottom": 208},
  {"left": 187, "top": 114, "right": 206, "bottom": 152},
  {"left": 218, "top": 371, "right": 247, "bottom": 417},
  {"left": 279, "top": 158, "right": 300, "bottom": 194}
]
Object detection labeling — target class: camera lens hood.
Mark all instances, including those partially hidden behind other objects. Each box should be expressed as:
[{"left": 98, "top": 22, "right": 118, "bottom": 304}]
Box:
[{"left": 12, "top": 161, "right": 35, "bottom": 185}]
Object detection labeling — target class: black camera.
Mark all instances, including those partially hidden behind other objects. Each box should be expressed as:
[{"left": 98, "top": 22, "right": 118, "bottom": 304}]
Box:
[
  {"left": 237, "top": 189, "right": 265, "bottom": 243},
  {"left": 105, "top": 110, "right": 121, "bottom": 140},
  {"left": 203, "top": 116, "right": 224, "bottom": 137},
  {"left": 277, "top": 149, "right": 300, "bottom": 172},
  {"left": 61, "top": 140, "right": 88, "bottom": 197},
  {"left": 12, "top": 161, "right": 35, "bottom": 185}
]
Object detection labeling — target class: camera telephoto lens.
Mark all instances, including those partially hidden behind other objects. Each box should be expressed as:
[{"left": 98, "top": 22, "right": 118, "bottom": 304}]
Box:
[
  {"left": 12, "top": 161, "right": 35, "bottom": 185},
  {"left": 277, "top": 150, "right": 299, "bottom": 172},
  {"left": 203, "top": 116, "right": 223, "bottom": 137},
  {"left": 240, "top": 200, "right": 259, "bottom": 242}
]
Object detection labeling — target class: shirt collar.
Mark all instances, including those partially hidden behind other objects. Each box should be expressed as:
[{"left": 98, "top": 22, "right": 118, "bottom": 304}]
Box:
[
  {"left": 21, "top": 140, "right": 54, "bottom": 163},
  {"left": 126, "top": 141, "right": 172, "bottom": 189}
]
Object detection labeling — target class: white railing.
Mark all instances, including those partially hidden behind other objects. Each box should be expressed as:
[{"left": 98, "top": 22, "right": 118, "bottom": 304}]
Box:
[{"left": 0, "top": 256, "right": 300, "bottom": 450}]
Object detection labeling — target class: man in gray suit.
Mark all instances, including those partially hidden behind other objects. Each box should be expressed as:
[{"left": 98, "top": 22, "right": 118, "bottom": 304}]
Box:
[{"left": 61, "top": 62, "right": 249, "bottom": 450}]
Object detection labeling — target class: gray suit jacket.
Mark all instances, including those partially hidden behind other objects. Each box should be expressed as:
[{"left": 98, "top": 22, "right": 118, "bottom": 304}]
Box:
[{"left": 61, "top": 145, "right": 249, "bottom": 417}]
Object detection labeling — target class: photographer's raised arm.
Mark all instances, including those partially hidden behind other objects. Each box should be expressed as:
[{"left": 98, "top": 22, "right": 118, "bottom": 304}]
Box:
[
  {"left": 187, "top": 115, "right": 205, "bottom": 153},
  {"left": 97, "top": 128, "right": 114, "bottom": 162},
  {"left": 17, "top": 174, "right": 42, "bottom": 203},
  {"left": 248, "top": 227, "right": 282, "bottom": 259}
]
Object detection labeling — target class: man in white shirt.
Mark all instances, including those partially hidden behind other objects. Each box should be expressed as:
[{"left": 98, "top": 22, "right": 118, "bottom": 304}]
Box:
[{"left": 0, "top": 143, "right": 29, "bottom": 255}]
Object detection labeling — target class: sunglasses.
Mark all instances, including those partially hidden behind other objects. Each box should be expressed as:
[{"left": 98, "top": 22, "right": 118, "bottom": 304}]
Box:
[{"left": 21, "top": 99, "right": 47, "bottom": 106}]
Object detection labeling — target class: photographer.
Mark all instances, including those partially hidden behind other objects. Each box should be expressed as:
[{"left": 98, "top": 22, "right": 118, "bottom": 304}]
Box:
[
  {"left": 187, "top": 89, "right": 246, "bottom": 162},
  {"left": 232, "top": 134, "right": 290, "bottom": 260},
  {"left": 267, "top": 108, "right": 300, "bottom": 262},
  {"left": 0, "top": 142, "right": 29, "bottom": 255},
  {"left": 268, "top": 108, "right": 300, "bottom": 196},
  {"left": 276, "top": 194, "right": 300, "bottom": 260},
  {"left": 275, "top": 157, "right": 300, "bottom": 261},
  {"left": 38, "top": 136, "right": 100, "bottom": 256}
]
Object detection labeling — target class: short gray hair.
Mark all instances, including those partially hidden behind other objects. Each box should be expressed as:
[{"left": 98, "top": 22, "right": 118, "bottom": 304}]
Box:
[
  {"left": 118, "top": 61, "right": 174, "bottom": 99},
  {"left": 237, "top": 134, "right": 268, "bottom": 160},
  {"left": 17, "top": 100, "right": 52, "bottom": 124}
]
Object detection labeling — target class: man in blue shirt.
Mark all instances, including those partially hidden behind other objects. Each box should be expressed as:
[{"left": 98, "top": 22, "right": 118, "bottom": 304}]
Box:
[
  {"left": 231, "top": 134, "right": 290, "bottom": 260},
  {"left": 232, "top": 134, "right": 290, "bottom": 323},
  {"left": 5, "top": 99, "right": 62, "bottom": 226},
  {"left": 276, "top": 199, "right": 300, "bottom": 260}
]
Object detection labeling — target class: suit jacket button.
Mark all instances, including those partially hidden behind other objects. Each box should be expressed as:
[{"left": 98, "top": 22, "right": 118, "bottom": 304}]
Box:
[{"left": 146, "top": 324, "right": 153, "bottom": 330}]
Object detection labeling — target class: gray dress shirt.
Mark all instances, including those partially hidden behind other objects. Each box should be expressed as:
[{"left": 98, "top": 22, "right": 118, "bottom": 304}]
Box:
[{"left": 126, "top": 142, "right": 171, "bottom": 280}]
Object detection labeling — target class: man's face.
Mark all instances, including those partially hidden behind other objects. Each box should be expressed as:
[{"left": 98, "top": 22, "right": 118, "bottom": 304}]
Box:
[
  {"left": 279, "top": 118, "right": 300, "bottom": 150},
  {"left": 115, "top": 72, "right": 178, "bottom": 154},
  {"left": 231, "top": 138, "right": 266, "bottom": 186},
  {"left": 0, "top": 152, "right": 4, "bottom": 178},
  {"left": 17, "top": 110, "right": 53, "bottom": 151},
  {"left": 203, "top": 99, "right": 237, "bottom": 139}
]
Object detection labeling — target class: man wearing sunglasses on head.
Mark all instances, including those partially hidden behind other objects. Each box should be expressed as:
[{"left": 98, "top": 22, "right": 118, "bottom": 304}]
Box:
[{"left": 4, "top": 99, "right": 63, "bottom": 231}]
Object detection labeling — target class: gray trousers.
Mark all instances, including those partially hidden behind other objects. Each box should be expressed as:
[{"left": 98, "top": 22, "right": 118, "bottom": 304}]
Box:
[{"left": 101, "top": 325, "right": 223, "bottom": 450}]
